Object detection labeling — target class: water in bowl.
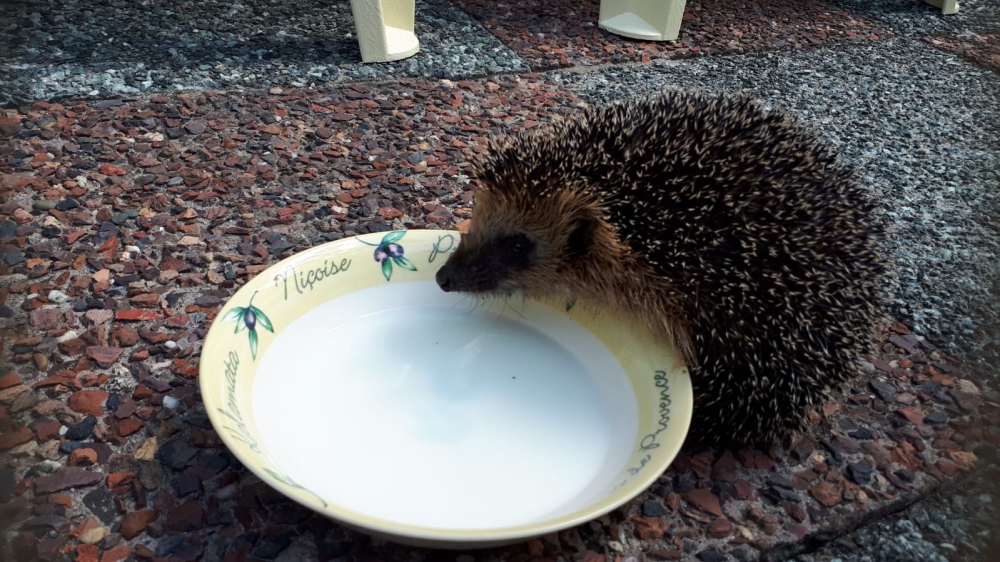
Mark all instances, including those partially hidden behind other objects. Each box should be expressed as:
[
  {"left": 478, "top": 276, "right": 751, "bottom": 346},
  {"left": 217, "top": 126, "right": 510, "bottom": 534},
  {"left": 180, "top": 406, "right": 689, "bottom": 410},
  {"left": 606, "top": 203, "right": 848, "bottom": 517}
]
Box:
[{"left": 252, "top": 281, "right": 638, "bottom": 530}]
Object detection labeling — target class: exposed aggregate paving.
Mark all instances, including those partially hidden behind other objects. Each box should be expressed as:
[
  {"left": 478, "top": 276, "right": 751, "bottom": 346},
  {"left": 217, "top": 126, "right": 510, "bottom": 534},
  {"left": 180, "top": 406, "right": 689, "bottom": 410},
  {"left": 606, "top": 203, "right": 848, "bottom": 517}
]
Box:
[
  {"left": 0, "top": 0, "right": 526, "bottom": 107},
  {"left": 1, "top": 0, "right": 999, "bottom": 561},
  {"left": 450, "top": 0, "right": 894, "bottom": 70}
]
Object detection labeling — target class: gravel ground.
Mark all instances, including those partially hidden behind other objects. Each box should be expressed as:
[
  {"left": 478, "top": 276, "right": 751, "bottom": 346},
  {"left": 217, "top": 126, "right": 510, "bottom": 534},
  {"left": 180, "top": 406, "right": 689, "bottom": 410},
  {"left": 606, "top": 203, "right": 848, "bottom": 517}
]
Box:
[
  {"left": 2, "top": 1, "right": 1000, "bottom": 561},
  {"left": 926, "top": 33, "right": 1000, "bottom": 74},
  {"left": 451, "top": 0, "right": 894, "bottom": 70},
  {"left": 788, "top": 465, "right": 1000, "bottom": 562},
  {"left": 1, "top": 74, "right": 996, "bottom": 562},
  {"left": 0, "top": 0, "right": 525, "bottom": 107},
  {"left": 550, "top": 37, "right": 1000, "bottom": 385},
  {"left": 825, "top": 0, "right": 1000, "bottom": 36}
]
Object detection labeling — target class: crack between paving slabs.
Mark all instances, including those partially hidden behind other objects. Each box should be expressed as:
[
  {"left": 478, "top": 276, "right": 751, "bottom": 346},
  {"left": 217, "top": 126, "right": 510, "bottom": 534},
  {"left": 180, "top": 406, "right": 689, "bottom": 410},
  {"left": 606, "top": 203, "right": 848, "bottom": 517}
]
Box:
[{"left": 760, "top": 465, "right": 995, "bottom": 562}]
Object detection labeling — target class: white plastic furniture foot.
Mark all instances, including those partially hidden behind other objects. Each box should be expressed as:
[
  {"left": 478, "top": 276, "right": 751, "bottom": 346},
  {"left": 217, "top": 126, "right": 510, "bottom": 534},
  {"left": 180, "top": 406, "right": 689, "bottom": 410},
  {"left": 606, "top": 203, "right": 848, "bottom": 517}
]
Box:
[
  {"left": 349, "top": 0, "right": 420, "bottom": 63},
  {"left": 922, "top": 0, "right": 959, "bottom": 14},
  {"left": 598, "top": 0, "right": 689, "bottom": 42}
]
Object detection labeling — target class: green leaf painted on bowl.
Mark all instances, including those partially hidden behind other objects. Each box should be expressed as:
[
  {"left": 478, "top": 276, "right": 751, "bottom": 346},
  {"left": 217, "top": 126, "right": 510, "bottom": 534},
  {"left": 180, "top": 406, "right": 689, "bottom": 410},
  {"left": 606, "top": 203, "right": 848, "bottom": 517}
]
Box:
[
  {"left": 381, "top": 230, "right": 406, "bottom": 245},
  {"left": 392, "top": 256, "right": 417, "bottom": 271},
  {"left": 223, "top": 291, "right": 274, "bottom": 361},
  {"left": 222, "top": 306, "right": 246, "bottom": 323},
  {"left": 250, "top": 305, "right": 274, "bottom": 333},
  {"left": 359, "top": 230, "right": 406, "bottom": 247},
  {"left": 359, "top": 231, "right": 419, "bottom": 282},
  {"left": 263, "top": 468, "right": 328, "bottom": 508},
  {"left": 249, "top": 329, "right": 259, "bottom": 360}
]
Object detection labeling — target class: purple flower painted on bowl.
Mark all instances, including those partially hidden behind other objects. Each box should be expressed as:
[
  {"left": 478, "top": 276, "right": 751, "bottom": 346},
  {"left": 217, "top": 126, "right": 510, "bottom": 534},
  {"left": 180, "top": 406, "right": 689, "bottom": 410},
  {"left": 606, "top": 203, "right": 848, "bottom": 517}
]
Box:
[
  {"left": 386, "top": 243, "right": 404, "bottom": 259},
  {"left": 221, "top": 290, "right": 274, "bottom": 361},
  {"left": 360, "top": 231, "right": 418, "bottom": 281},
  {"left": 244, "top": 307, "right": 258, "bottom": 331},
  {"left": 373, "top": 243, "right": 405, "bottom": 264}
]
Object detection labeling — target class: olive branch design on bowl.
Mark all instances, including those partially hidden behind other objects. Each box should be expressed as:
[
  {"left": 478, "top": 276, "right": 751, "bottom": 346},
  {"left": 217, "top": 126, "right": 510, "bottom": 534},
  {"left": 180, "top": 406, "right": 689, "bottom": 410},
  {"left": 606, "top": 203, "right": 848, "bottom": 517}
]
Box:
[
  {"left": 221, "top": 290, "right": 274, "bottom": 361},
  {"left": 263, "top": 468, "right": 328, "bottom": 508},
  {"left": 359, "top": 231, "right": 417, "bottom": 281}
]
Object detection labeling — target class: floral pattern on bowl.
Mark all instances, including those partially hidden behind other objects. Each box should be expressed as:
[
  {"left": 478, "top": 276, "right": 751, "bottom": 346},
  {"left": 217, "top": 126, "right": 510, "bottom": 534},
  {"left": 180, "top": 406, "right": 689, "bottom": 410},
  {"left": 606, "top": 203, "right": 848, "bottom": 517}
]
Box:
[
  {"left": 359, "top": 230, "right": 418, "bottom": 281},
  {"left": 200, "top": 229, "right": 692, "bottom": 549}
]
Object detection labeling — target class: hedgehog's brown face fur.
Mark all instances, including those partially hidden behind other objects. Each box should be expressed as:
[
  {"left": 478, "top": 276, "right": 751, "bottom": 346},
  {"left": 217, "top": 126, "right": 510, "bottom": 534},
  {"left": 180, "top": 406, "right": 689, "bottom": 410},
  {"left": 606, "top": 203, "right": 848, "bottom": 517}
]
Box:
[
  {"left": 433, "top": 126, "right": 694, "bottom": 366},
  {"left": 435, "top": 185, "right": 610, "bottom": 301},
  {"left": 435, "top": 178, "right": 694, "bottom": 365}
]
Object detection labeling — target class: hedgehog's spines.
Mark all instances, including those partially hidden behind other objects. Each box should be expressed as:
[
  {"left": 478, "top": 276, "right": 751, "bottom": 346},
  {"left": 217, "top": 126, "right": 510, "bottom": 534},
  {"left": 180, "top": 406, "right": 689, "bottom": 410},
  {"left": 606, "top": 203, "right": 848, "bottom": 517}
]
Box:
[{"left": 465, "top": 87, "right": 886, "bottom": 446}]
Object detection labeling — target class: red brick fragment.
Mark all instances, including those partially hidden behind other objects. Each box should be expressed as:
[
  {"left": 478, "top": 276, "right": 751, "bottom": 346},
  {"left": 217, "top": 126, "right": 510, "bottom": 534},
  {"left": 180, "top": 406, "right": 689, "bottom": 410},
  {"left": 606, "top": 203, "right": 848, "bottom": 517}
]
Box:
[
  {"left": 115, "top": 309, "right": 162, "bottom": 322},
  {"left": 377, "top": 206, "right": 404, "bottom": 219},
  {"left": 99, "top": 163, "right": 126, "bottom": 176},
  {"left": 0, "top": 372, "right": 21, "bottom": 389},
  {"left": 682, "top": 488, "right": 723, "bottom": 517},
  {"left": 897, "top": 407, "right": 925, "bottom": 424},
  {"left": 166, "top": 500, "right": 204, "bottom": 532},
  {"left": 120, "top": 509, "right": 158, "bottom": 540},
  {"left": 68, "top": 390, "right": 109, "bottom": 416},
  {"left": 51, "top": 494, "right": 73, "bottom": 507},
  {"left": 937, "top": 460, "right": 960, "bottom": 476},
  {"left": 58, "top": 338, "right": 88, "bottom": 357},
  {"left": 117, "top": 418, "right": 145, "bottom": 437},
  {"left": 738, "top": 449, "right": 775, "bottom": 471},
  {"left": 70, "top": 448, "right": 98, "bottom": 466},
  {"left": 166, "top": 314, "right": 191, "bottom": 328},
  {"left": 170, "top": 359, "right": 199, "bottom": 379},
  {"left": 810, "top": 481, "right": 841, "bottom": 507},
  {"left": 631, "top": 516, "right": 668, "bottom": 541},
  {"left": 85, "top": 346, "right": 124, "bottom": 368},
  {"left": 0, "top": 426, "right": 34, "bottom": 450},
  {"left": 33, "top": 420, "right": 62, "bottom": 442},
  {"left": 947, "top": 450, "right": 978, "bottom": 470},
  {"left": 110, "top": 326, "right": 140, "bottom": 347},
  {"left": 707, "top": 517, "right": 733, "bottom": 539},
  {"left": 77, "top": 544, "right": 99, "bottom": 562},
  {"left": 133, "top": 384, "right": 153, "bottom": 400},
  {"left": 100, "top": 545, "right": 132, "bottom": 562},
  {"left": 107, "top": 472, "right": 134, "bottom": 488}
]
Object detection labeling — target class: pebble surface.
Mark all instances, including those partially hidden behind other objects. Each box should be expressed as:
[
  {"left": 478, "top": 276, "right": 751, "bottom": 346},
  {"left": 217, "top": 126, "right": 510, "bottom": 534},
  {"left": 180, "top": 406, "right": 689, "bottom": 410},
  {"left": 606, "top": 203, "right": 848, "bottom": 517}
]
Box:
[
  {"left": 452, "top": 0, "right": 894, "bottom": 69},
  {"left": 2, "top": 1, "right": 1000, "bottom": 561},
  {"left": 0, "top": 0, "right": 526, "bottom": 106},
  {"left": 825, "top": 0, "right": 1000, "bottom": 37}
]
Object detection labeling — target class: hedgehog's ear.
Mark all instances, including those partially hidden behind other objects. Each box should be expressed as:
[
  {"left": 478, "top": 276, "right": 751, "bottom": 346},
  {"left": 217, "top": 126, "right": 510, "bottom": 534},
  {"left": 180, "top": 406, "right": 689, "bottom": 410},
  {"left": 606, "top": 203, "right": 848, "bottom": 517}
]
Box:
[{"left": 567, "top": 215, "right": 596, "bottom": 257}]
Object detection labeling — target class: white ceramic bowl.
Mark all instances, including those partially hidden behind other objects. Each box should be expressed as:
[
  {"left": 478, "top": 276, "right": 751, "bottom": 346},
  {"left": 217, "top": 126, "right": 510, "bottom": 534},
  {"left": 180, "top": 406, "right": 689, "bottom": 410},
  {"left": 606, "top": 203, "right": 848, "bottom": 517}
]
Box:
[{"left": 200, "top": 229, "right": 692, "bottom": 548}]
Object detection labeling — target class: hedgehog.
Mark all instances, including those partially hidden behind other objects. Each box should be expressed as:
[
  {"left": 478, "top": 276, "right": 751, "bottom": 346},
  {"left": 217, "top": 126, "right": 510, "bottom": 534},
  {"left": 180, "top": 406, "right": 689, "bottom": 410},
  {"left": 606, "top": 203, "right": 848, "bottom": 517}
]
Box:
[{"left": 433, "top": 88, "right": 886, "bottom": 447}]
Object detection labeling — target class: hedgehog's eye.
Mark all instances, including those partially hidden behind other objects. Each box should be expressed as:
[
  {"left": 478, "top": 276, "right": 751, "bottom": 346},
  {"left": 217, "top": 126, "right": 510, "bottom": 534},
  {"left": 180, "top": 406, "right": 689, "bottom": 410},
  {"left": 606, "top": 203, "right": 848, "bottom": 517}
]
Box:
[{"left": 501, "top": 234, "right": 533, "bottom": 262}]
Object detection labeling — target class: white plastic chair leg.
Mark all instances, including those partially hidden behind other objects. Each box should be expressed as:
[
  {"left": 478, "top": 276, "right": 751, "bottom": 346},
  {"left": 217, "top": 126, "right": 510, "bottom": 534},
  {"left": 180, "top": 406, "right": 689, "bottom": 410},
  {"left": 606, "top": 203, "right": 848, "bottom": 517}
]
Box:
[
  {"left": 598, "top": 0, "right": 689, "bottom": 42},
  {"left": 349, "top": 0, "right": 421, "bottom": 63}
]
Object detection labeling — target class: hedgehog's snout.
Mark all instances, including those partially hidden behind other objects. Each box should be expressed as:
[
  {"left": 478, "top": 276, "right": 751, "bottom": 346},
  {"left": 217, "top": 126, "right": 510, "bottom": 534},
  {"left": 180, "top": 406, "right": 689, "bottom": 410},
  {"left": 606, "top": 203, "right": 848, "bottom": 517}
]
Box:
[
  {"left": 435, "top": 258, "right": 475, "bottom": 293},
  {"left": 435, "top": 255, "right": 493, "bottom": 294},
  {"left": 436, "top": 264, "right": 457, "bottom": 292}
]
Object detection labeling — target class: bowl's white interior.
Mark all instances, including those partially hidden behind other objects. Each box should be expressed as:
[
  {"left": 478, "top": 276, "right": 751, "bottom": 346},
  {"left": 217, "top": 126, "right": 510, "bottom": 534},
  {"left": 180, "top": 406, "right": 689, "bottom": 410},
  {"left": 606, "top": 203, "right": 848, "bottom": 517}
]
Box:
[{"left": 252, "top": 280, "right": 639, "bottom": 530}]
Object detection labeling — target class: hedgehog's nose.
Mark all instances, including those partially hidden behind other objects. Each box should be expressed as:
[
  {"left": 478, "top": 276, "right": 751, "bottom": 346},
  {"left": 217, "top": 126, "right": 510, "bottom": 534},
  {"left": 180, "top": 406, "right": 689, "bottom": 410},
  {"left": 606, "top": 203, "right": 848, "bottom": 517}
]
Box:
[{"left": 436, "top": 266, "right": 455, "bottom": 292}]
